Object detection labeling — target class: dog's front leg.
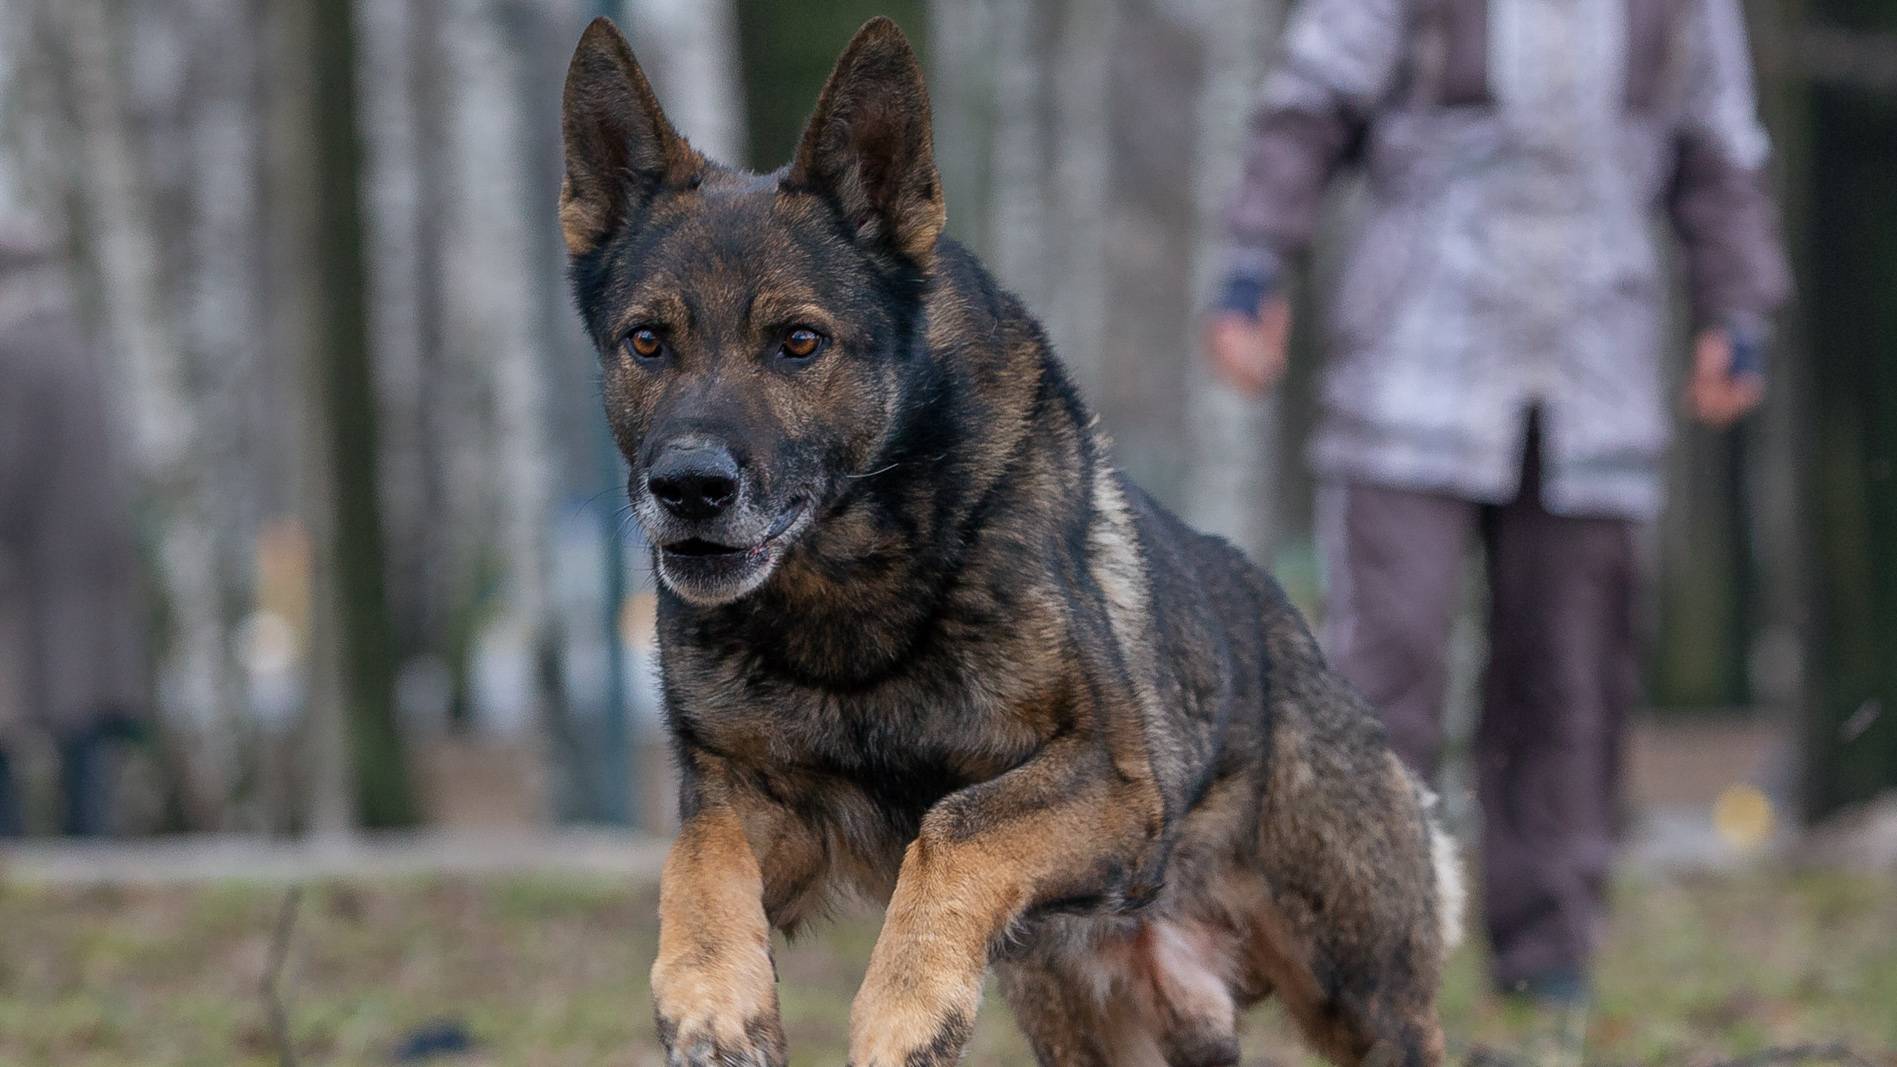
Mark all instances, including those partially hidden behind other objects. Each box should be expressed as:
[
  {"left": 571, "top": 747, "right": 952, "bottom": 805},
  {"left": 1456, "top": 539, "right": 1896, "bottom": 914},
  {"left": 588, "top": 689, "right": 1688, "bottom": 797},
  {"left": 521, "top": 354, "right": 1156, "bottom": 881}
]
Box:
[
  {"left": 848, "top": 742, "right": 1164, "bottom": 1067},
  {"left": 652, "top": 785, "right": 786, "bottom": 1067}
]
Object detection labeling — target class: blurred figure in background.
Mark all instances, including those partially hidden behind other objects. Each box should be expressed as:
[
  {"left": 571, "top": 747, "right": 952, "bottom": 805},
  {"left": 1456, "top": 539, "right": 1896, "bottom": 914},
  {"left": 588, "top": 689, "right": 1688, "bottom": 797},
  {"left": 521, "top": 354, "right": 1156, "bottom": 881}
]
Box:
[
  {"left": 0, "top": 222, "right": 149, "bottom": 836},
  {"left": 1206, "top": 0, "right": 1789, "bottom": 1009}
]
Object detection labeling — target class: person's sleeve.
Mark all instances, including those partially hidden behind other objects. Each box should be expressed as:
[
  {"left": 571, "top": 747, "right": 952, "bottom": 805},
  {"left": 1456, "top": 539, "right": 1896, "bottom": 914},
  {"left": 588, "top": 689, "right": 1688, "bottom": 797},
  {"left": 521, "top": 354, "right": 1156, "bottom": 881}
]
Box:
[
  {"left": 1667, "top": 0, "right": 1792, "bottom": 338},
  {"left": 1223, "top": 0, "right": 1409, "bottom": 285}
]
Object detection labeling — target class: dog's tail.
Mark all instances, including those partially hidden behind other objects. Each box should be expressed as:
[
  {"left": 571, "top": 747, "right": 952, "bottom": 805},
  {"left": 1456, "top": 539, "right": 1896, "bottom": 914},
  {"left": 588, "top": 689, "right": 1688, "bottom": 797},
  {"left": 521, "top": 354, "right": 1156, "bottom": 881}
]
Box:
[{"left": 1415, "top": 779, "right": 1467, "bottom": 952}]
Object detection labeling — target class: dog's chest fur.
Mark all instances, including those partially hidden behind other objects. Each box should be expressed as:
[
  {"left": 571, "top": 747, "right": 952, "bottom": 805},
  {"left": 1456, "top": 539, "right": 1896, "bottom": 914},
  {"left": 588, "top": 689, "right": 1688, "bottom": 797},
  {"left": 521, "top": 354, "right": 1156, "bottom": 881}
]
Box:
[{"left": 661, "top": 576, "right": 1079, "bottom": 823}]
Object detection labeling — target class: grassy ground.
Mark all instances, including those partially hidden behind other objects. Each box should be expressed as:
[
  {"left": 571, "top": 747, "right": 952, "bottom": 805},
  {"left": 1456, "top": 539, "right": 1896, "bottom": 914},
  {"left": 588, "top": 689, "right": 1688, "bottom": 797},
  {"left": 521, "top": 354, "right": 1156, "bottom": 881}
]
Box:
[{"left": 1, "top": 867, "right": 1892, "bottom": 1066}]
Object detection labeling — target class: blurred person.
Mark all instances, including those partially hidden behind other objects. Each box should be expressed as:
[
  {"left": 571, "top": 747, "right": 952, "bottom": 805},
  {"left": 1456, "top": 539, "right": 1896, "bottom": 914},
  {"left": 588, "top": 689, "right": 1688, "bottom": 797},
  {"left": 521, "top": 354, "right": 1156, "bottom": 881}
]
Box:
[
  {"left": 0, "top": 223, "right": 149, "bottom": 835},
  {"left": 1205, "top": 0, "right": 1789, "bottom": 1008}
]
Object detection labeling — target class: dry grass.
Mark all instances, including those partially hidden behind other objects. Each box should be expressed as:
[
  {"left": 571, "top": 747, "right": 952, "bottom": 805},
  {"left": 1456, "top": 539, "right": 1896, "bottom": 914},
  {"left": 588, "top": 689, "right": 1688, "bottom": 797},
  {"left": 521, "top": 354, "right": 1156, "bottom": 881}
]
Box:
[{"left": 0, "top": 866, "right": 1892, "bottom": 1066}]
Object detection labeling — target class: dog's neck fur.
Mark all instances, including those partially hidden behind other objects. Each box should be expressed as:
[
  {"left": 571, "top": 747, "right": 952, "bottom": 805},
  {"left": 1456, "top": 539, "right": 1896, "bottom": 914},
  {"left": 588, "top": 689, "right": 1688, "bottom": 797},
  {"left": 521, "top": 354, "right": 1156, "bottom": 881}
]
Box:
[{"left": 661, "top": 238, "right": 1092, "bottom": 691}]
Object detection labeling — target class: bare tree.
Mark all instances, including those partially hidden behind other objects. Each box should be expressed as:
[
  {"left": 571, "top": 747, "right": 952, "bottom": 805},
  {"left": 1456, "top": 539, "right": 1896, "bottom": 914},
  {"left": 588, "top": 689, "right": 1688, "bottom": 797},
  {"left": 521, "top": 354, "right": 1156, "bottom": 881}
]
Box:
[
  {"left": 310, "top": 0, "right": 413, "bottom": 828},
  {"left": 985, "top": 0, "right": 1054, "bottom": 315},
  {"left": 1183, "top": 0, "right": 1285, "bottom": 563},
  {"left": 1043, "top": 0, "right": 1118, "bottom": 406},
  {"left": 627, "top": 0, "right": 748, "bottom": 164},
  {"left": 944, "top": 0, "right": 1286, "bottom": 559},
  {"left": 925, "top": 0, "right": 996, "bottom": 248},
  {"left": 50, "top": 0, "right": 252, "bottom": 828}
]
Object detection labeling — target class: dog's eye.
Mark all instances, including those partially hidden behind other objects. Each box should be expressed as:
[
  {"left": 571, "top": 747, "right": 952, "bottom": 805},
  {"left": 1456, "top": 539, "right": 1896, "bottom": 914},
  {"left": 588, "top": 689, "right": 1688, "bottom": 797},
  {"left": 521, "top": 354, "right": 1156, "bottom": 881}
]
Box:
[
  {"left": 625, "top": 327, "right": 664, "bottom": 361},
  {"left": 779, "top": 327, "right": 826, "bottom": 361}
]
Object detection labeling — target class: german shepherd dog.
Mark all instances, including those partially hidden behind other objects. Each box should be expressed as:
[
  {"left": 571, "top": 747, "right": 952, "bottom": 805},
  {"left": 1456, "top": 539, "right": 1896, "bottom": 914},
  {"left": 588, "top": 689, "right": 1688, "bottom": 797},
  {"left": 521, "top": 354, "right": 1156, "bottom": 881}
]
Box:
[{"left": 560, "top": 17, "right": 1462, "bottom": 1067}]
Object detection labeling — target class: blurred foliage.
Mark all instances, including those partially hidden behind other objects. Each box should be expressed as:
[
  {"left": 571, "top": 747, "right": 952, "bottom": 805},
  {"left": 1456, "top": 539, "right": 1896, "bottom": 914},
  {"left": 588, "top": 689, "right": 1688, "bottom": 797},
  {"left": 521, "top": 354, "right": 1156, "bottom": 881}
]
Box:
[{"left": 733, "top": 0, "right": 929, "bottom": 170}]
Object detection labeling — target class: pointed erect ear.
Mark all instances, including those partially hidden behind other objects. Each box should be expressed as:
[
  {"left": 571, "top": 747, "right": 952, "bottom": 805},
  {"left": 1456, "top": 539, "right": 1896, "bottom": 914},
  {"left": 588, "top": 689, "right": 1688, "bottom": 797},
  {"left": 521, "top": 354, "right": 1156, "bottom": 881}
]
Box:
[
  {"left": 785, "top": 18, "right": 945, "bottom": 264},
  {"left": 560, "top": 17, "right": 704, "bottom": 256}
]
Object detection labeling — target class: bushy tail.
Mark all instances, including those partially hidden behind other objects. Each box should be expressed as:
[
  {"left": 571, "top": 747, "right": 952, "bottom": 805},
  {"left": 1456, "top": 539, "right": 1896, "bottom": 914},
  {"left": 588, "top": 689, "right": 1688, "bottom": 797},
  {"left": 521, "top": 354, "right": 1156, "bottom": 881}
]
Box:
[{"left": 1416, "top": 782, "right": 1467, "bottom": 952}]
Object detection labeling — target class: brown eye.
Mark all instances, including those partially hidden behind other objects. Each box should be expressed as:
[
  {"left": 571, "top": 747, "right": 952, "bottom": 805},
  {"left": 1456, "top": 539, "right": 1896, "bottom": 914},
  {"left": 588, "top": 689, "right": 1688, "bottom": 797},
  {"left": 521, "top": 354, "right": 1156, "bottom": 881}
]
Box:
[
  {"left": 780, "top": 327, "right": 825, "bottom": 361},
  {"left": 626, "top": 327, "right": 663, "bottom": 360}
]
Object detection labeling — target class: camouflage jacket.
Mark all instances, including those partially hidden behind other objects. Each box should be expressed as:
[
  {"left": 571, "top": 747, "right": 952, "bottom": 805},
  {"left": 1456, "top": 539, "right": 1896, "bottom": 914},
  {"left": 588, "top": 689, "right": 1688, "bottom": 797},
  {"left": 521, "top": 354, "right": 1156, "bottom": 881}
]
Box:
[{"left": 1226, "top": 0, "right": 1791, "bottom": 519}]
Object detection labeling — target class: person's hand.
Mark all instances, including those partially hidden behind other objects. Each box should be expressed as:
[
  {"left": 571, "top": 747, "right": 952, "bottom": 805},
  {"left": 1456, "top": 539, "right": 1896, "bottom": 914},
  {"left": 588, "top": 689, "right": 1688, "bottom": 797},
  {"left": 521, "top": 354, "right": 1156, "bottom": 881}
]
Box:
[
  {"left": 1686, "top": 327, "right": 1765, "bottom": 427},
  {"left": 1203, "top": 294, "right": 1291, "bottom": 395}
]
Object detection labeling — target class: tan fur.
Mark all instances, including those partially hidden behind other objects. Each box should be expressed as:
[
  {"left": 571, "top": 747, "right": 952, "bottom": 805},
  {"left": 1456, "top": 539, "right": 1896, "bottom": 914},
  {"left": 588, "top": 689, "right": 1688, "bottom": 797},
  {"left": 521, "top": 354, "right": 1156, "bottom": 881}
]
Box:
[
  {"left": 557, "top": 178, "right": 602, "bottom": 257},
  {"left": 849, "top": 736, "right": 1164, "bottom": 1066},
  {"left": 651, "top": 803, "right": 784, "bottom": 1061}
]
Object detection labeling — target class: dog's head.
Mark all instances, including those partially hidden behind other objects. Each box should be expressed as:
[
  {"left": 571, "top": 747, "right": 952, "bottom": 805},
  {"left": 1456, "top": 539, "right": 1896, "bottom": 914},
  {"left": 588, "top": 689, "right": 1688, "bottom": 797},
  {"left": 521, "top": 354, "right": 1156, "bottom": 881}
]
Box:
[{"left": 561, "top": 16, "right": 942, "bottom": 607}]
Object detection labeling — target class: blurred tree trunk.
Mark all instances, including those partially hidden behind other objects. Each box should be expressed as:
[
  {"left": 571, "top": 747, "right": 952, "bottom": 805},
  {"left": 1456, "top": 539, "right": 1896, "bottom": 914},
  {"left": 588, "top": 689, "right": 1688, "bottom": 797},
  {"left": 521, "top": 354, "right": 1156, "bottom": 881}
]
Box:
[
  {"left": 627, "top": 0, "right": 747, "bottom": 163},
  {"left": 1045, "top": 0, "right": 1116, "bottom": 406},
  {"left": 984, "top": 0, "right": 1054, "bottom": 307},
  {"left": 429, "top": 0, "right": 563, "bottom": 777},
  {"left": 54, "top": 0, "right": 249, "bottom": 828},
  {"left": 181, "top": 0, "right": 273, "bottom": 827},
  {"left": 1797, "top": 0, "right": 1897, "bottom": 819},
  {"left": 260, "top": 0, "right": 351, "bottom": 836},
  {"left": 969, "top": 0, "right": 1285, "bottom": 551},
  {"left": 310, "top": 0, "right": 413, "bottom": 828},
  {"left": 1183, "top": 0, "right": 1284, "bottom": 566},
  {"left": 926, "top": 0, "right": 996, "bottom": 248},
  {"left": 1095, "top": 3, "right": 1200, "bottom": 496},
  {"left": 1653, "top": 435, "right": 1746, "bottom": 709},
  {"left": 359, "top": 0, "right": 449, "bottom": 687},
  {"left": 405, "top": 0, "right": 455, "bottom": 701}
]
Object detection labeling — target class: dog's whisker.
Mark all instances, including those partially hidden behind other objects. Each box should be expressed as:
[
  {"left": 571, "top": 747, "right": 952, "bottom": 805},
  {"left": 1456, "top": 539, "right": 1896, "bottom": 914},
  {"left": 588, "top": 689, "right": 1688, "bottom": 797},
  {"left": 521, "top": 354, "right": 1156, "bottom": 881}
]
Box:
[
  {"left": 610, "top": 503, "right": 647, "bottom": 544},
  {"left": 573, "top": 487, "right": 627, "bottom": 517},
  {"left": 846, "top": 462, "right": 902, "bottom": 480}
]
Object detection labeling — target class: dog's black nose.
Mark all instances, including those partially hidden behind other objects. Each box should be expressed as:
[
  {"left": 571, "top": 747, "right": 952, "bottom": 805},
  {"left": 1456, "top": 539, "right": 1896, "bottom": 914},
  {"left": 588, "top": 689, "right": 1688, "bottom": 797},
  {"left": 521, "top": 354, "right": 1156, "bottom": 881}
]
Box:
[{"left": 648, "top": 445, "right": 740, "bottom": 521}]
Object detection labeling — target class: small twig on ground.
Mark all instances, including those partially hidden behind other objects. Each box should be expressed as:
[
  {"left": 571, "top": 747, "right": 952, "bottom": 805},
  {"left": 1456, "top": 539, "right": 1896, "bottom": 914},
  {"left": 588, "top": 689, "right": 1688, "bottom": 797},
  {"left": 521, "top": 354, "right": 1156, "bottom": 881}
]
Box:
[
  {"left": 1457, "top": 1041, "right": 1882, "bottom": 1067},
  {"left": 261, "top": 886, "right": 304, "bottom": 1067},
  {"left": 1459, "top": 1049, "right": 1528, "bottom": 1067},
  {"left": 1699, "top": 1043, "right": 1881, "bottom": 1067}
]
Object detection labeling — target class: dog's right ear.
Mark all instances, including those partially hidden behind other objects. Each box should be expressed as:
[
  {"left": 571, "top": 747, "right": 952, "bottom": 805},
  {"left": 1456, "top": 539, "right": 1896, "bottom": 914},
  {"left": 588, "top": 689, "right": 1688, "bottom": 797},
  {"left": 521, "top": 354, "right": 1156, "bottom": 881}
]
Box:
[{"left": 560, "top": 17, "right": 703, "bottom": 257}]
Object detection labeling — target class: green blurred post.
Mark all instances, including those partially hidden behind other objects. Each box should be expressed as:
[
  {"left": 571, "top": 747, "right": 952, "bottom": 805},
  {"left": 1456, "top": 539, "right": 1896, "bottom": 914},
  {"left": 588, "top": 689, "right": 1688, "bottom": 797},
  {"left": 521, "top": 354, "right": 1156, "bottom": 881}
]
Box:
[
  {"left": 734, "top": 1, "right": 928, "bottom": 169},
  {"left": 1798, "top": 0, "right": 1897, "bottom": 820},
  {"left": 593, "top": 0, "right": 634, "bottom": 828},
  {"left": 595, "top": 424, "right": 633, "bottom": 829},
  {"left": 310, "top": 0, "right": 414, "bottom": 826}
]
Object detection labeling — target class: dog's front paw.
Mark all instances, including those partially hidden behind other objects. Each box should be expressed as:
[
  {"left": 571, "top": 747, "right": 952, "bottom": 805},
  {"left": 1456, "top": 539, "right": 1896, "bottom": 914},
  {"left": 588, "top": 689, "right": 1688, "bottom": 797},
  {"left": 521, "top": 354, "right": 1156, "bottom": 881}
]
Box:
[
  {"left": 653, "top": 939, "right": 785, "bottom": 1067},
  {"left": 657, "top": 1011, "right": 786, "bottom": 1067},
  {"left": 845, "top": 1007, "right": 974, "bottom": 1067},
  {"left": 848, "top": 982, "right": 978, "bottom": 1067}
]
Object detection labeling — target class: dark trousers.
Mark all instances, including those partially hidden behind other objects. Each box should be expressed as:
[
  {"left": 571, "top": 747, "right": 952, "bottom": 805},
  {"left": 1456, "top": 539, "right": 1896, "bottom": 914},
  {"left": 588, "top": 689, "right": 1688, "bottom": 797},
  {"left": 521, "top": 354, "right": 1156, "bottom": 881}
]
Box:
[
  {"left": 0, "top": 750, "right": 19, "bottom": 836},
  {"left": 1317, "top": 432, "right": 1639, "bottom": 985}
]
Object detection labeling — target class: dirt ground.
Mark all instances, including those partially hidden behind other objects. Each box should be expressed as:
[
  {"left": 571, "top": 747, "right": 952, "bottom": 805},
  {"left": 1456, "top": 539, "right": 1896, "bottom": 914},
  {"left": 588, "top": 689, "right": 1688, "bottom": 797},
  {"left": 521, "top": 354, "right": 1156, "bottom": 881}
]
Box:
[{"left": 1, "top": 864, "right": 1893, "bottom": 1066}]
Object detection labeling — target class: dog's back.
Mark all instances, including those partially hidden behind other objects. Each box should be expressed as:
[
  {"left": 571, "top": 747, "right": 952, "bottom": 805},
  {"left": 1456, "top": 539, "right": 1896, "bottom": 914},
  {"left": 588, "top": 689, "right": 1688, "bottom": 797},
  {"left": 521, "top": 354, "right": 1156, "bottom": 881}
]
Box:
[{"left": 1025, "top": 403, "right": 1463, "bottom": 1065}]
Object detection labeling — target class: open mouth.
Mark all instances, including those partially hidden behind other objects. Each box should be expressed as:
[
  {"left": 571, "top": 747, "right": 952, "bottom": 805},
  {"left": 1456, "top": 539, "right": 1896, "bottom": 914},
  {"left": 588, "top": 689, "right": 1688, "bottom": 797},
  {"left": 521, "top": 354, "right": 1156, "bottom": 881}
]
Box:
[
  {"left": 658, "top": 498, "right": 806, "bottom": 562},
  {"left": 662, "top": 538, "right": 745, "bottom": 559},
  {"left": 654, "top": 497, "right": 809, "bottom": 605}
]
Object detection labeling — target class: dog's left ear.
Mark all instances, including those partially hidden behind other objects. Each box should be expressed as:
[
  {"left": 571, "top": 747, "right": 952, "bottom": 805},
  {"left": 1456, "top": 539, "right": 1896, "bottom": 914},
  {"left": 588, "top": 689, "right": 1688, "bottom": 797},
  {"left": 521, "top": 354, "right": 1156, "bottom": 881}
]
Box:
[{"left": 786, "top": 18, "right": 944, "bottom": 265}]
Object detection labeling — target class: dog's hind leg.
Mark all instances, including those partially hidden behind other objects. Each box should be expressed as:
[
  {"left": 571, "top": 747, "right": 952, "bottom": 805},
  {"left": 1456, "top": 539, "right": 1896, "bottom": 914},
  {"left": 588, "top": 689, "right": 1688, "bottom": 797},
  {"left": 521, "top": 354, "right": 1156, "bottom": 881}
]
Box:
[
  {"left": 999, "top": 957, "right": 1150, "bottom": 1067},
  {"left": 1245, "top": 740, "right": 1452, "bottom": 1065},
  {"left": 1240, "top": 890, "right": 1447, "bottom": 1067},
  {"left": 1125, "top": 921, "right": 1243, "bottom": 1067},
  {"left": 1002, "top": 920, "right": 1243, "bottom": 1067},
  {"left": 1230, "top": 607, "right": 1459, "bottom": 1067}
]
